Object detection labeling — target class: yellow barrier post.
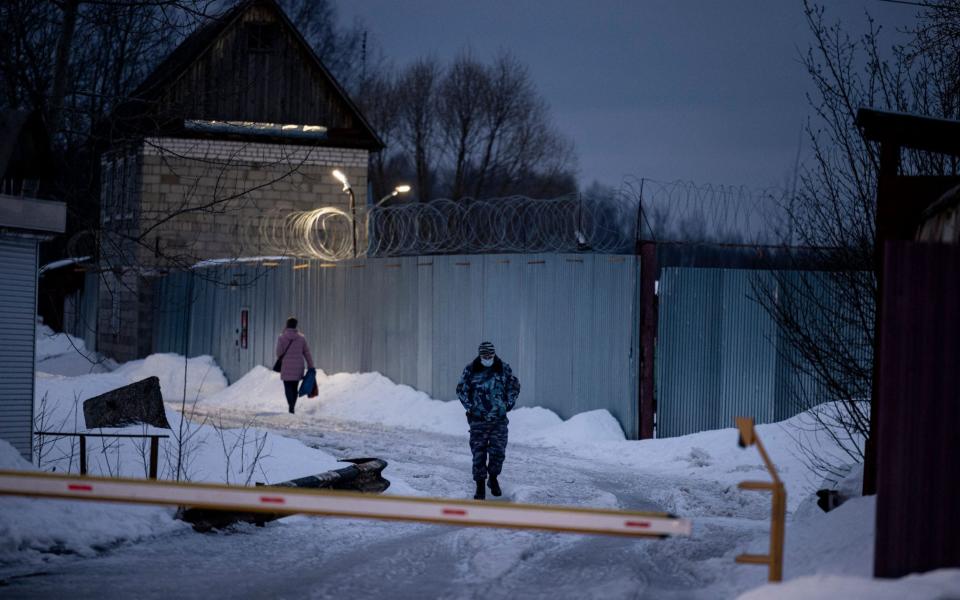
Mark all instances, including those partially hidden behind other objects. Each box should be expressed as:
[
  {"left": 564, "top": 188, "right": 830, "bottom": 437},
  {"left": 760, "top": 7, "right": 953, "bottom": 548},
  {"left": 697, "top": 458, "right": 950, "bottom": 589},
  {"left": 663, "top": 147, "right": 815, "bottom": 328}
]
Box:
[{"left": 733, "top": 416, "right": 786, "bottom": 582}]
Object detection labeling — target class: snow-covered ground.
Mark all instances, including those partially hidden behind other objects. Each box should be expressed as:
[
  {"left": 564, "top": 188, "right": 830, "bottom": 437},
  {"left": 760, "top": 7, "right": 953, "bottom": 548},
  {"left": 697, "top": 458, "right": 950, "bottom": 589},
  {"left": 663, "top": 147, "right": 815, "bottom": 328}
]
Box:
[{"left": 0, "top": 324, "right": 957, "bottom": 598}]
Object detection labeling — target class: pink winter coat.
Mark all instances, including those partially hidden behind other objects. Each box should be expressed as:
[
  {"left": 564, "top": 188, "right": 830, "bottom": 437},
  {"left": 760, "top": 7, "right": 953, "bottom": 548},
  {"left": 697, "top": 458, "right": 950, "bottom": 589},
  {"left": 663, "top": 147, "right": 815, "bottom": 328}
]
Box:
[{"left": 276, "top": 329, "right": 315, "bottom": 381}]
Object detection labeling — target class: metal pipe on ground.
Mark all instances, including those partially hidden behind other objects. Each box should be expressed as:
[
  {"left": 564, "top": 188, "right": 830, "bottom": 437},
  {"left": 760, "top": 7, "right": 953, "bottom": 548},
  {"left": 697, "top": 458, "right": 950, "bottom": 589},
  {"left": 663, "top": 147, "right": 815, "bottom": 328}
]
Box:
[{"left": 177, "top": 458, "right": 390, "bottom": 532}]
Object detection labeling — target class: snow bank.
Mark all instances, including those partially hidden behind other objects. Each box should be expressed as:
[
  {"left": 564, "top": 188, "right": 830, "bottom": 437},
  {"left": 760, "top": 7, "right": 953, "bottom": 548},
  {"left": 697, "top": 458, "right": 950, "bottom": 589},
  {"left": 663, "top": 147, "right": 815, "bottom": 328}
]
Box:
[
  {"left": 185, "top": 361, "right": 865, "bottom": 514},
  {"left": 10, "top": 347, "right": 346, "bottom": 566},
  {"left": 113, "top": 353, "right": 228, "bottom": 402},
  {"left": 784, "top": 495, "right": 875, "bottom": 577},
  {"left": 196, "top": 364, "right": 863, "bottom": 513},
  {"left": 739, "top": 569, "right": 960, "bottom": 600},
  {"left": 200, "top": 366, "right": 627, "bottom": 446},
  {"left": 35, "top": 323, "right": 116, "bottom": 376},
  {"left": 0, "top": 439, "right": 184, "bottom": 563},
  {"left": 559, "top": 404, "right": 865, "bottom": 513},
  {"left": 33, "top": 367, "right": 339, "bottom": 484},
  {"left": 35, "top": 323, "right": 92, "bottom": 361}
]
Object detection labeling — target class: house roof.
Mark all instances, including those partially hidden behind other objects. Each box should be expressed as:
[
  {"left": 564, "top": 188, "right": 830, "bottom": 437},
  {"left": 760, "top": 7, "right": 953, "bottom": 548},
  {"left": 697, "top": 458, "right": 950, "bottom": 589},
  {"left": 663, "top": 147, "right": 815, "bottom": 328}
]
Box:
[
  {"left": 857, "top": 108, "right": 960, "bottom": 157},
  {"left": 115, "top": 0, "right": 383, "bottom": 150}
]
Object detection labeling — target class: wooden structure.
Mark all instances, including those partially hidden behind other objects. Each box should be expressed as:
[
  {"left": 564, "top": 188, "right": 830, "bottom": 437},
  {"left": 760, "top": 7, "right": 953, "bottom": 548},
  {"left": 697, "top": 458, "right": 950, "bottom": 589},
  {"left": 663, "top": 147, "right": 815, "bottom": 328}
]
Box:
[
  {"left": 857, "top": 108, "right": 960, "bottom": 578},
  {"left": 111, "top": 0, "right": 382, "bottom": 150},
  {"left": 733, "top": 416, "right": 786, "bottom": 582},
  {"left": 97, "top": 0, "right": 383, "bottom": 361}
]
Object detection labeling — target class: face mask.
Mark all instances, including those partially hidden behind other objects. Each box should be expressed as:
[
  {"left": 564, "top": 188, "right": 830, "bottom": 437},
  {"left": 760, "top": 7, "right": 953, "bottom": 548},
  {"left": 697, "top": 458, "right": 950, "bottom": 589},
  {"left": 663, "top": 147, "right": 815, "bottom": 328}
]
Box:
[{"left": 480, "top": 356, "right": 494, "bottom": 367}]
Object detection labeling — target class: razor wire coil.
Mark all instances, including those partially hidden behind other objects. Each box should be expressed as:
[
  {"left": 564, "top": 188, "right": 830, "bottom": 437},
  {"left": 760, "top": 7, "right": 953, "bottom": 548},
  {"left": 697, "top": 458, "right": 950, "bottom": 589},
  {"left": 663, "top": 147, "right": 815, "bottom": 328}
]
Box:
[{"left": 253, "top": 179, "right": 788, "bottom": 261}]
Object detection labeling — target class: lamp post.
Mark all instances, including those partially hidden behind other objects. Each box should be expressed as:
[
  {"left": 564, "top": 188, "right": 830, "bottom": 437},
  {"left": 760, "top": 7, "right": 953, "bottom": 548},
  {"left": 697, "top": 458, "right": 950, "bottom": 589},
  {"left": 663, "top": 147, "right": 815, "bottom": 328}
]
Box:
[
  {"left": 332, "top": 169, "right": 357, "bottom": 258},
  {"left": 375, "top": 184, "right": 412, "bottom": 208},
  {"left": 369, "top": 185, "right": 411, "bottom": 257}
]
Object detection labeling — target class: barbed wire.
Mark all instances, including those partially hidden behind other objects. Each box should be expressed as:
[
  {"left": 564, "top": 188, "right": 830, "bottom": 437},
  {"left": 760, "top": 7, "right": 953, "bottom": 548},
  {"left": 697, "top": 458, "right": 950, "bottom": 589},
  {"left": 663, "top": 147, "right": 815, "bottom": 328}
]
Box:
[
  {"left": 259, "top": 206, "right": 357, "bottom": 262},
  {"left": 630, "top": 178, "right": 788, "bottom": 244},
  {"left": 251, "top": 179, "right": 790, "bottom": 261}
]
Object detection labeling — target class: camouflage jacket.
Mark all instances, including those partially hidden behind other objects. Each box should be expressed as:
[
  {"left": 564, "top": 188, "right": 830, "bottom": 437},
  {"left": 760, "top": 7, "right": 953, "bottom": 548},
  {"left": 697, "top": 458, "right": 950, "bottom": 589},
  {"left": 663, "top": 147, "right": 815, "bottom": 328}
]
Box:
[{"left": 456, "top": 357, "right": 520, "bottom": 422}]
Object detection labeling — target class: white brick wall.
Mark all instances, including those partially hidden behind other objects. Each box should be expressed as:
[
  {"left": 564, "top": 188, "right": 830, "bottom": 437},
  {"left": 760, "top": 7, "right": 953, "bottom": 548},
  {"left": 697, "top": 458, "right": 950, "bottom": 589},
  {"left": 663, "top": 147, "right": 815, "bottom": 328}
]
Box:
[{"left": 142, "top": 137, "right": 368, "bottom": 168}]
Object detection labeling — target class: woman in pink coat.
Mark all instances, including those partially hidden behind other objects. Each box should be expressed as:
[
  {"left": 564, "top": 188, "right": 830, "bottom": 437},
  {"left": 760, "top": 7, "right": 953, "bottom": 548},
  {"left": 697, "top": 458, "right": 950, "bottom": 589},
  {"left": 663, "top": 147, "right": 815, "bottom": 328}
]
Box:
[{"left": 276, "top": 317, "right": 315, "bottom": 414}]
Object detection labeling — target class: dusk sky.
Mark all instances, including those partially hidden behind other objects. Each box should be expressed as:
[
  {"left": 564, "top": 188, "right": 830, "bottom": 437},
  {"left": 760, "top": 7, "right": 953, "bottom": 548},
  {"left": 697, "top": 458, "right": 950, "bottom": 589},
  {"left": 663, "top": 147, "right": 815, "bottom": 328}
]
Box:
[{"left": 337, "top": 1, "right": 918, "bottom": 191}]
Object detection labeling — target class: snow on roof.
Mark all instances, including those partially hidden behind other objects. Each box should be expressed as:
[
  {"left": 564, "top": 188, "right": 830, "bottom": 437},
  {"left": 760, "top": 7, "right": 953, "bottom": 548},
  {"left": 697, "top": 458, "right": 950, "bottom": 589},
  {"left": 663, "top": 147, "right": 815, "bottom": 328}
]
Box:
[{"left": 191, "top": 256, "right": 292, "bottom": 269}]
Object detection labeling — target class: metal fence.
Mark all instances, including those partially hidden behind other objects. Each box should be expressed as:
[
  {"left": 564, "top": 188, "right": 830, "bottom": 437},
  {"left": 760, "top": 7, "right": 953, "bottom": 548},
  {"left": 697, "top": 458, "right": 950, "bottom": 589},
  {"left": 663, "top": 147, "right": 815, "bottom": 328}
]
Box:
[
  {"left": 153, "top": 254, "right": 642, "bottom": 438},
  {"left": 63, "top": 271, "right": 99, "bottom": 352},
  {"left": 151, "top": 256, "right": 867, "bottom": 440},
  {"left": 654, "top": 268, "right": 870, "bottom": 437}
]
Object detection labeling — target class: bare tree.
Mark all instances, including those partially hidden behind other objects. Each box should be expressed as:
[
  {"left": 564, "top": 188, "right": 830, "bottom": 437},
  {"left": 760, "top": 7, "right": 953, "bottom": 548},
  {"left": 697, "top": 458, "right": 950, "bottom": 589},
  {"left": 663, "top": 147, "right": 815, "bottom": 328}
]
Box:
[
  {"left": 757, "top": 1, "right": 960, "bottom": 479},
  {"left": 436, "top": 52, "right": 488, "bottom": 200},
  {"left": 369, "top": 51, "right": 577, "bottom": 202},
  {"left": 355, "top": 65, "right": 405, "bottom": 200},
  {"left": 396, "top": 58, "right": 441, "bottom": 202},
  {"left": 278, "top": 0, "right": 380, "bottom": 94}
]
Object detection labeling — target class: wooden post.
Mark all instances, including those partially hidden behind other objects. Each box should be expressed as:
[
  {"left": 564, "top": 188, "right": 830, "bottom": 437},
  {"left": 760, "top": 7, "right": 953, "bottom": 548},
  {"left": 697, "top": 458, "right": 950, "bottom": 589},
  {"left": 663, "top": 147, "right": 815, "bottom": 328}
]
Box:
[
  {"left": 149, "top": 436, "right": 159, "bottom": 480},
  {"left": 864, "top": 141, "right": 900, "bottom": 496},
  {"left": 770, "top": 483, "right": 786, "bottom": 582},
  {"left": 79, "top": 434, "right": 87, "bottom": 476}
]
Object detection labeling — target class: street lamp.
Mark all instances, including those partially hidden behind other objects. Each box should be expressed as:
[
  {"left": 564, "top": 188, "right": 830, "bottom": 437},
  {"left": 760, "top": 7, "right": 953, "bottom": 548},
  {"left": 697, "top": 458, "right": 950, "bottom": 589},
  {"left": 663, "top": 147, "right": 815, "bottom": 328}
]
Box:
[
  {"left": 374, "top": 184, "right": 412, "bottom": 208},
  {"left": 332, "top": 169, "right": 357, "bottom": 258}
]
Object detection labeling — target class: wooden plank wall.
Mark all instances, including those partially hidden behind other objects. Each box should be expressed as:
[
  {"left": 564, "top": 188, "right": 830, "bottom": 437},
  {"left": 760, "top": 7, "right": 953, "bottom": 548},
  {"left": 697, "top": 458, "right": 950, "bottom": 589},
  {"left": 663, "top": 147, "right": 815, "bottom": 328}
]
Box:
[
  {"left": 159, "top": 6, "right": 353, "bottom": 129},
  {"left": 875, "top": 241, "right": 960, "bottom": 577}
]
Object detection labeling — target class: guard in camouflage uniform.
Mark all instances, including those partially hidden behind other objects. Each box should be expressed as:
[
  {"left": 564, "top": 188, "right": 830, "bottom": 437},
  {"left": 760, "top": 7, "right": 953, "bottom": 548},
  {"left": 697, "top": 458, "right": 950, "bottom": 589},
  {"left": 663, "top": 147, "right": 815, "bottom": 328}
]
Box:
[{"left": 456, "top": 341, "right": 521, "bottom": 500}]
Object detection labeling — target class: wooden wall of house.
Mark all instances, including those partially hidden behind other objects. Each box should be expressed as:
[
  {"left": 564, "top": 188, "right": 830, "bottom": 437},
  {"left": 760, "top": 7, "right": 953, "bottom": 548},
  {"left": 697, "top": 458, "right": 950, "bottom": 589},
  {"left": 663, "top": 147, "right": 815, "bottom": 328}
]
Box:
[{"left": 158, "top": 6, "right": 355, "bottom": 130}]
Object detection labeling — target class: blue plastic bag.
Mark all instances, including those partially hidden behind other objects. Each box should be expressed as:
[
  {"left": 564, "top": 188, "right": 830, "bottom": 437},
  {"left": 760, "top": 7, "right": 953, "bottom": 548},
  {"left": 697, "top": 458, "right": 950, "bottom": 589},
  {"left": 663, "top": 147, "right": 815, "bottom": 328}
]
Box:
[{"left": 299, "top": 368, "right": 317, "bottom": 397}]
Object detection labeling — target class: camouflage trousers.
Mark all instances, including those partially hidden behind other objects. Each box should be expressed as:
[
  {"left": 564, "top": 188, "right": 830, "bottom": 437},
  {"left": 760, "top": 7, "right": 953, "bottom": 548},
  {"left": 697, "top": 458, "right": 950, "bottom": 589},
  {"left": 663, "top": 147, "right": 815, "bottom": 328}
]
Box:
[{"left": 468, "top": 419, "right": 509, "bottom": 481}]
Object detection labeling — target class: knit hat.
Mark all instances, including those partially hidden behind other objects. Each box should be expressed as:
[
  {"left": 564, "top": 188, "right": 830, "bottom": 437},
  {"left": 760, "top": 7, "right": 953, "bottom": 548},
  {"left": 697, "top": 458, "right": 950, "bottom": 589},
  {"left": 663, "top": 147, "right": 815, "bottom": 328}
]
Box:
[{"left": 478, "top": 341, "right": 496, "bottom": 358}]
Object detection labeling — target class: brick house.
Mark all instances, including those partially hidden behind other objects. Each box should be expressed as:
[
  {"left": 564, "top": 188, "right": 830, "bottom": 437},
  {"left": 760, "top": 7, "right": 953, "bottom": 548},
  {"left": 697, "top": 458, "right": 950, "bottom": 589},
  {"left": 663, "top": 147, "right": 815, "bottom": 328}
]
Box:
[{"left": 97, "top": 0, "right": 382, "bottom": 360}]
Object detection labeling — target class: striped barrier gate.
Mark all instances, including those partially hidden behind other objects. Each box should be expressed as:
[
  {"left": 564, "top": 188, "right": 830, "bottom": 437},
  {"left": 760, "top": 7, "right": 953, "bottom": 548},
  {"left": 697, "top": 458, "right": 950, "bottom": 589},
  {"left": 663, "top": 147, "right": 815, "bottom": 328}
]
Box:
[{"left": 0, "top": 470, "right": 692, "bottom": 538}]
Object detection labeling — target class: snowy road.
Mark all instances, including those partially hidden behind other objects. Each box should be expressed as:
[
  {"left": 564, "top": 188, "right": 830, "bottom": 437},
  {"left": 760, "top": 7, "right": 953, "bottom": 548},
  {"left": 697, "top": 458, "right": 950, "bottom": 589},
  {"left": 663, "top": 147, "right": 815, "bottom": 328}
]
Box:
[{"left": 0, "top": 408, "right": 769, "bottom": 599}]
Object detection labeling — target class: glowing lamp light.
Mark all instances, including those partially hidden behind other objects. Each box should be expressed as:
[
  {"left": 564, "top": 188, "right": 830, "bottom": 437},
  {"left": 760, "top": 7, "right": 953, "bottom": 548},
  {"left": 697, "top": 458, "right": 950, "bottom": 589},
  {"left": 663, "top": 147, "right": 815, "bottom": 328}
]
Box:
[
  {"left": 374, "top": 183, "right": 413, "bottom": 208},
  {"left": 332, "top": 169, "right": 351, "bottom": 192},
  {"left": 332, "top": 169, "right": 358, "bottom": 257}
]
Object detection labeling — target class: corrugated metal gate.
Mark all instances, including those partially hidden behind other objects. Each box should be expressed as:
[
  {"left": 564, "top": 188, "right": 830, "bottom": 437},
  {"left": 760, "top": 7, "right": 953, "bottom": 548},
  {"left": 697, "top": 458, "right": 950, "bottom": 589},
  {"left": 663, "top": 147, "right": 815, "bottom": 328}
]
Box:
[
  {"left": 654, "top": 268, "right": 868, "bottom": 437},
  {"left": 0, "top": 236, "right": 39, "bottom": 459},
  {"left": 153, "top": 254, "right": 642, "bottom": 438},
  {"left": 655, "top": 269, "right": 778, "bottom": 437}
]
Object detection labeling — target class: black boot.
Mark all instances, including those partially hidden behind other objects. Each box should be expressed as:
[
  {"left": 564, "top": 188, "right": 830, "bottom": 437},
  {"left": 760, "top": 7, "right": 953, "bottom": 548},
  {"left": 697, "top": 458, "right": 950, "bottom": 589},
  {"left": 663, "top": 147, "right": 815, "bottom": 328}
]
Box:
[
  {"left": 288, "top": 402, "right": 295, "bottom": 414},
  {"left": 474, "top": 479, "right": 485, "bottom": 500},
  {"left": 488, "top": 475, "right": 502, "bottom": 497}
]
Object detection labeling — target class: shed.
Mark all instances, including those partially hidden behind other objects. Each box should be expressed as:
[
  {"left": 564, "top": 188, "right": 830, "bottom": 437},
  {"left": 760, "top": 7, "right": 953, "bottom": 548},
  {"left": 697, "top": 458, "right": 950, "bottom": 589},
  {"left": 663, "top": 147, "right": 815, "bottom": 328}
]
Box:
[
  {"left": 857, "top": 107, "right": 960, "bottom": 578},
  {"left": 0, "top": 196, "right": 66, "bottom": 460},
  {"left": 97, "top": 0, "right": 384, "bottom": 361}
]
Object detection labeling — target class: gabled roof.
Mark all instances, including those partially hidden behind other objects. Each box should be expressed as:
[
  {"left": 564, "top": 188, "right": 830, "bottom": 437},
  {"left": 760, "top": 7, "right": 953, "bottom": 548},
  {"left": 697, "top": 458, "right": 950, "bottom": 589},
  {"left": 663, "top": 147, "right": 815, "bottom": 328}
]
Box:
[{"left": 116, "top": 0, "right": 383, "bottom": 150}]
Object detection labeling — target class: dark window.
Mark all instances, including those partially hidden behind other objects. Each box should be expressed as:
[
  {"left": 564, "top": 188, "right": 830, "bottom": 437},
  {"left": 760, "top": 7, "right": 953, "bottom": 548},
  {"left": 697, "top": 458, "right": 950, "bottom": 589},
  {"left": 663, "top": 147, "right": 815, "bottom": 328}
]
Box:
[{"left": 247, "top": 22, "right": 279, "bottom": 53}]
